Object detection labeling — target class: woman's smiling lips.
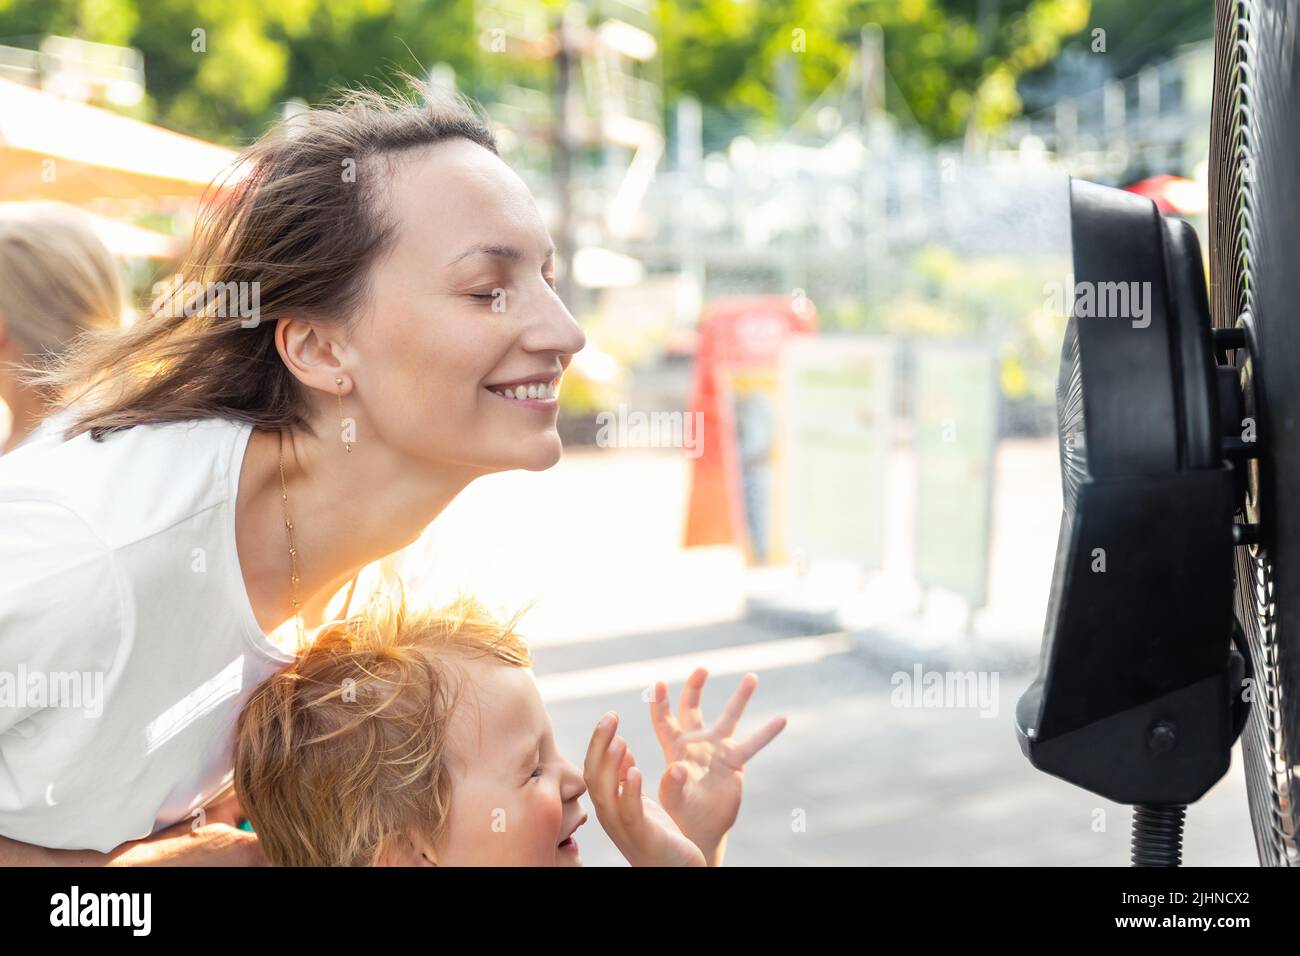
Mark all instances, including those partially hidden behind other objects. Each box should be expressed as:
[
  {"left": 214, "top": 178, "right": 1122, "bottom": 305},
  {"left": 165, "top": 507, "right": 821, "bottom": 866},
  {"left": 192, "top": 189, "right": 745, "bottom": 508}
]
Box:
[{"left": 485, "top": 373, "right": 562, "bottom": 407}]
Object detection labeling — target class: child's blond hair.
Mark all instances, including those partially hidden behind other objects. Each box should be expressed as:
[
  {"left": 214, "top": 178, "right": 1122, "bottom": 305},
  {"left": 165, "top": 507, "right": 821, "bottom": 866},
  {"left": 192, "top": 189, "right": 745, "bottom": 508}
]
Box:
[{"left": 233, "top": 588, "right": 530, "bottom": 866}]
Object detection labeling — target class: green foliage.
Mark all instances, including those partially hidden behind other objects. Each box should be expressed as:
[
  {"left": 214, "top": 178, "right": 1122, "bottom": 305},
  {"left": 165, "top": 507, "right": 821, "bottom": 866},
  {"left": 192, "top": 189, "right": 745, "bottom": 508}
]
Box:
[
  {"left": 659, "top": 0, "right": 1092, "bottom": 142},
  {"left": 0, "top": 0, "right": 1215, "bottom": 157},
  {"left": 0, "top": 0, "right": 1216, "bottom": 145},
  {"left": 3, "top": 0, "right": 1093, "bottom": 144},
  {"left": 0, "top": 0, "right": 485, "bottom": 143}
]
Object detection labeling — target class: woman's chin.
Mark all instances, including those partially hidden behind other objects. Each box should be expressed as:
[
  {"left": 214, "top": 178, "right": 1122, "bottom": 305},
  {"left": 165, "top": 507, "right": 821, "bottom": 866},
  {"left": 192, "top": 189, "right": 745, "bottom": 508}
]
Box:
[
  {"left": 509, "top": 435, "right": 565, "bottom": 472},
  {"left": 465, "top": 432, "right": 564, "bottom": 475}
]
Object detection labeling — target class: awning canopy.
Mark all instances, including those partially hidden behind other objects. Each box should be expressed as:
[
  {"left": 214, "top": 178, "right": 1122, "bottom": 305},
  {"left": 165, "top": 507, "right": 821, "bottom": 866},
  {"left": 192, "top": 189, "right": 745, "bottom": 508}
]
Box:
[{"left": 0, "top": 77, "right": 238, "bottom": 202}]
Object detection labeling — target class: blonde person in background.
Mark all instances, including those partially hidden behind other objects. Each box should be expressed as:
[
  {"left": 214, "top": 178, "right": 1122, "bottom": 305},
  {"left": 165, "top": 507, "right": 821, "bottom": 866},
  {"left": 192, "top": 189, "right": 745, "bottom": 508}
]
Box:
[{"left": 0, "top": 204, "right": 126, "bottom": 455}]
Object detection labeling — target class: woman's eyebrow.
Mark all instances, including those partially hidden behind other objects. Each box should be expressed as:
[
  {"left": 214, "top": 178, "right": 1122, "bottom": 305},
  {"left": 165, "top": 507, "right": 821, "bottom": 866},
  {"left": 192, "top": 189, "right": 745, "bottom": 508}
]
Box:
[{"left": 446, "top": 243, "right": 556, "bottom": 267}]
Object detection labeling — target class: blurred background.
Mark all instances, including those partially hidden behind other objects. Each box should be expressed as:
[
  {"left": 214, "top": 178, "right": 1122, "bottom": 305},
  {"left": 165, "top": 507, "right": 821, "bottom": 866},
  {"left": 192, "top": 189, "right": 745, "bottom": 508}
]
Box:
[{"left": 0, "top": 0, "right": 1253, "bottom": 863}]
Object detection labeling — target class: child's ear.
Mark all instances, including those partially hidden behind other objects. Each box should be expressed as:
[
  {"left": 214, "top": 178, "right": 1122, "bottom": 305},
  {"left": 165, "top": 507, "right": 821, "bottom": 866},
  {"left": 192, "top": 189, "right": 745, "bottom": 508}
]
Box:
[{"left": 378, "top": 830, "right": 439, "bottom": 867}]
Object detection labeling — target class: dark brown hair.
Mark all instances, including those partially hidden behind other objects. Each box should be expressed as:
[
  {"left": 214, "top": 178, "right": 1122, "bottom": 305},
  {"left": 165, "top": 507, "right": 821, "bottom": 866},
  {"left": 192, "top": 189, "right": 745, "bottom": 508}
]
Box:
[{"left": 26, "top": 80, "right": 497, "bottom": 441}]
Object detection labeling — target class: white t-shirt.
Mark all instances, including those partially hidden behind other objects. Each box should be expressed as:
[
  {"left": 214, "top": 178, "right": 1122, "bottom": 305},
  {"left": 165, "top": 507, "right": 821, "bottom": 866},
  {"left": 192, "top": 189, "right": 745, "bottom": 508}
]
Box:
[{"left": 0, "top": 413, "right": 299, "bottom": 852}]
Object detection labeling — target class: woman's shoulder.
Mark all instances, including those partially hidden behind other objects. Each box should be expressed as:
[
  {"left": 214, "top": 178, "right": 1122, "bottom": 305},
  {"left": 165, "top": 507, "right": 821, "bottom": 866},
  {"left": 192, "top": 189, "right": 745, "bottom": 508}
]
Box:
[{"left": 0, "top": 414, "right": 253, "bottom": 551}]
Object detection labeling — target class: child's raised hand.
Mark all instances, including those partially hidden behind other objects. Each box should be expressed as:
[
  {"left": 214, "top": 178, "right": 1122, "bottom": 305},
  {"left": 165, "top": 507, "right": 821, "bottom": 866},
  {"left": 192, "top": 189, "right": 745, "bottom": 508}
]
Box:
[
  {"left": 583, "top": 712, "right": 706, "bottom": 867},
  {"left": 650, "top": 669, "right": 786, "bottom": 866}
]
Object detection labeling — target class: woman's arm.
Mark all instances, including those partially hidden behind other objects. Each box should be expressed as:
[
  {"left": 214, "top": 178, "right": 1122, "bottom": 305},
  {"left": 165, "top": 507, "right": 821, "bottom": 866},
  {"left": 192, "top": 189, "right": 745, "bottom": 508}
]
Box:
[
  {"left": 0, "top": 834, "right": 63, "bottom": 865},
  {"left": 105, "top": 819, "right": 266, "bottom": 866},
  {"left": 0, "top": 818, "right": 265, "bottom": 866}
]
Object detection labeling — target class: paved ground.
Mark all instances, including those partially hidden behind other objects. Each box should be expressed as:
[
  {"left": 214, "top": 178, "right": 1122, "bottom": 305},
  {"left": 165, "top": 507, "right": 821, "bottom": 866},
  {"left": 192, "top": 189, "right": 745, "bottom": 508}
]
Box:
[
  {"left": 532, "top": 622, "right": 1256, "bottom": 866},
  {"left": 384, "top": 441, "right": 1261, "bottom": 866}
]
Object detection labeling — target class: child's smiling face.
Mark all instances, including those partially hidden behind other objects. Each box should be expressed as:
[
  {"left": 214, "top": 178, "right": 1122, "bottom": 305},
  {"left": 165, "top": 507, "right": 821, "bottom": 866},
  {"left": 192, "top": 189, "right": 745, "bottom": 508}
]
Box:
[{"left": 384, "top": 657, "right": 588, "bottom": 866}]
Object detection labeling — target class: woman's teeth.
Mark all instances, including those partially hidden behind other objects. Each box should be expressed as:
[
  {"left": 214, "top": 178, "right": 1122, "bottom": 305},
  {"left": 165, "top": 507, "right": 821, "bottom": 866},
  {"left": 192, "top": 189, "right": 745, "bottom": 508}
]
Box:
[{"left": 492, "top": 382, "right": 557, "bottom": 401}]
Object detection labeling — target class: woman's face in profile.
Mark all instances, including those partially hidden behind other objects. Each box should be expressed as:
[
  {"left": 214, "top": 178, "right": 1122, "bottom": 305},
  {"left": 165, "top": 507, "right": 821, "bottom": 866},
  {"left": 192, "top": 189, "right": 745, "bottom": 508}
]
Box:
[{"left": 345, "top": 137, "right": 586, "bottom": 476}]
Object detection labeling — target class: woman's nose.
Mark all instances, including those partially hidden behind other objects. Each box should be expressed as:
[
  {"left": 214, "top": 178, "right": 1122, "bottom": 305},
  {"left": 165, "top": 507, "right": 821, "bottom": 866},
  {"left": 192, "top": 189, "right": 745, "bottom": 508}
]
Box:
[{"left": 524, "top": 286, "right": 586, "bottom": 356}]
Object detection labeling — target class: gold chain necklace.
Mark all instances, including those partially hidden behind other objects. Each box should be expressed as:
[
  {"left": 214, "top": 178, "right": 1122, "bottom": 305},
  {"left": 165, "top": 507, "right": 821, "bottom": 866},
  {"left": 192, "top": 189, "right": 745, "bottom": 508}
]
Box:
[{"left": 277, "top": 430, "right": 305, "bottom": 652}]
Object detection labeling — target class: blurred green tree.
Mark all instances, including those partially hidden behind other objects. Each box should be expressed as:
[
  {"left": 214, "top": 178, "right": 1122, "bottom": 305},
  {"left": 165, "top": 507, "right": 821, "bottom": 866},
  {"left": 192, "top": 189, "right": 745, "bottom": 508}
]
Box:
[
  {"left": 659, "top": 0, "right": 1093, "bottom": 141},
  {"left": 0, "top": 0, "right": 1212, "bottom": 144},
  {"left": 0, "top": 0, "right": 483, "bottom": 143}
]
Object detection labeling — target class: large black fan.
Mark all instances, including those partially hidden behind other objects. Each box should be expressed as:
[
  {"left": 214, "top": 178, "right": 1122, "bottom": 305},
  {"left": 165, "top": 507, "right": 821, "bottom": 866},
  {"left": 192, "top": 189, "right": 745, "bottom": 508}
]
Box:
[
  {"left": 1016, "top": 0, "right": 1300, "bottom": 866},
  {"left": 1015, "top": 176, "right": 1249, "bottom": 866}
]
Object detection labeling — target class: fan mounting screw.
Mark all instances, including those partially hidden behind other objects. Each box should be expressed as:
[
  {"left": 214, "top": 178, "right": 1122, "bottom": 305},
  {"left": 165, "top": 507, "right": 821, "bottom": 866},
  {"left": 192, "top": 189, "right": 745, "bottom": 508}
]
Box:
[{"left": 1147, "top": 721, "right": 1177, "bottom": 754}]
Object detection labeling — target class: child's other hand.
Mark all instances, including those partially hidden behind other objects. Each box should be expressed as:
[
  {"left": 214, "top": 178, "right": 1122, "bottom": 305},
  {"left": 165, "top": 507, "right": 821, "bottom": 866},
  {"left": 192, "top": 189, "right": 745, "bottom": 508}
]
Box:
[
  {"left": 584, "top": 712, "right": 706, "bottom": 867},
  {"left": 650, "top": 669, "right": 786, "bottom": 866}
]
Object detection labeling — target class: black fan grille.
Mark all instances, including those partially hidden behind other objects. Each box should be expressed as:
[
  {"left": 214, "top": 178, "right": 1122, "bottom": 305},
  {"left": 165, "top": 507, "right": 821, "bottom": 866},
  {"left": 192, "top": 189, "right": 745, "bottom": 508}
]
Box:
[
  {"left": 1234, "top": 548, "right": 1297, "bottom": 862},
  {"left": 1210, "top": 0, "right": 1299, "bottom": 866},
  {"left": 1057, "top": 315, "right": 1087, "bottom": 516}
]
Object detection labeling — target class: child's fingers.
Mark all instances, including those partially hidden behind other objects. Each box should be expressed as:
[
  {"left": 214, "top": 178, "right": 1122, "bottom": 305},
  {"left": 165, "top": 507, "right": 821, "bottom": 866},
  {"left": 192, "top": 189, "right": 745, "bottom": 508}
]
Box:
[
  {"left": 661, "top": 761, "right": 689, "bottom": 807},
  {"left": 727, "top": 715, "right": 787, "bottom": 767},
  {"left": 617, "top": 765, "right": 645, "bottom": 827},
  {"left": 584, "top": 717, "right": 626, "bottom": 818},
  {"left": 583, "top": 711, "right": 619, "bottom": 780},
  {"left": 604, "top": 735, "right": 628, "bottom": 791},
  {"left": 618, "top": 743, "right": 637, "bottom": 783},
  {"left": 711, "top": 673, "right": 759, "bottom": 739},
  {"left": 591, "top": 735, "right": 628, "bottom": 823},
  {"left": 678, "top": 667, "right": 708, "bottom": 731},
  {"left": 649, "top": 681, "right": 682, "bottom": 752}
]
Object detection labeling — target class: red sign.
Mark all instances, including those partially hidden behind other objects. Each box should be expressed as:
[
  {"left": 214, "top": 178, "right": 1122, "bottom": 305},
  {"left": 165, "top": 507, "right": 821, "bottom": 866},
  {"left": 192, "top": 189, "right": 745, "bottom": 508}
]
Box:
[{"left": 683, "top": 296, "right": 816, "bottom": 554}]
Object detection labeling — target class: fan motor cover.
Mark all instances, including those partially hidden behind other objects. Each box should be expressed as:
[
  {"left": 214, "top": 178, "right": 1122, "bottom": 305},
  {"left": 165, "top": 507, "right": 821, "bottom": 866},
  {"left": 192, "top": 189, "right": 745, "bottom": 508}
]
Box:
[{"left": 1015, "top": 179, "right": 1240, "bottom": 806}]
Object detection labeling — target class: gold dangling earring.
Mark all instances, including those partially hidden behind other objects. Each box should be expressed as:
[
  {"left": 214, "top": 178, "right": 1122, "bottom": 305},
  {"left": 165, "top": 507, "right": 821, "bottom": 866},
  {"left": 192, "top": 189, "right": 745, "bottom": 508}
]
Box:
[{"left": 336, "top": 376, "right": 352, "bottom": 453}]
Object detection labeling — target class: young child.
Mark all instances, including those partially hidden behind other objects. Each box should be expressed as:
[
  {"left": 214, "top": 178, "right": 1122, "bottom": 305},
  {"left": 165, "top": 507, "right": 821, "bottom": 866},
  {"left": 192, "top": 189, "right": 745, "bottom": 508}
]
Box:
[{"left": 232, "top": 591, "right": 786, "bottom": 866}]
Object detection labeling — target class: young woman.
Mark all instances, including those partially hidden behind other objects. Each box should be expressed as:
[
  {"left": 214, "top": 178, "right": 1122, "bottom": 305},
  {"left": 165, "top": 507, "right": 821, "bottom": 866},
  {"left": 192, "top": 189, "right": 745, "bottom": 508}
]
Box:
[{"left": 0, "top": 85, "right": 585, "bottom": 864}]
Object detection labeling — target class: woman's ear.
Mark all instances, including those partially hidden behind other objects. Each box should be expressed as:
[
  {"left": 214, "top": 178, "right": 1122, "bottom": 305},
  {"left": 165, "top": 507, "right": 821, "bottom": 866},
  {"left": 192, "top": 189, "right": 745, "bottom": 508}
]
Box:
[
  {"left": 377, "top": 830, "right": 438, "bottom": 867},
  {"left": 274, "top": 314, "right": 349, "bottom": 397}
]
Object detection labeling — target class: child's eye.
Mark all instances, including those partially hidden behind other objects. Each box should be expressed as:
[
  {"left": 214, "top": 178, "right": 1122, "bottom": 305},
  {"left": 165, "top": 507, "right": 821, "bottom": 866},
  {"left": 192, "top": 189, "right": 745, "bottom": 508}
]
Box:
[{"left": 529, "top": 764, "right": 544, "bottom": 780}]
